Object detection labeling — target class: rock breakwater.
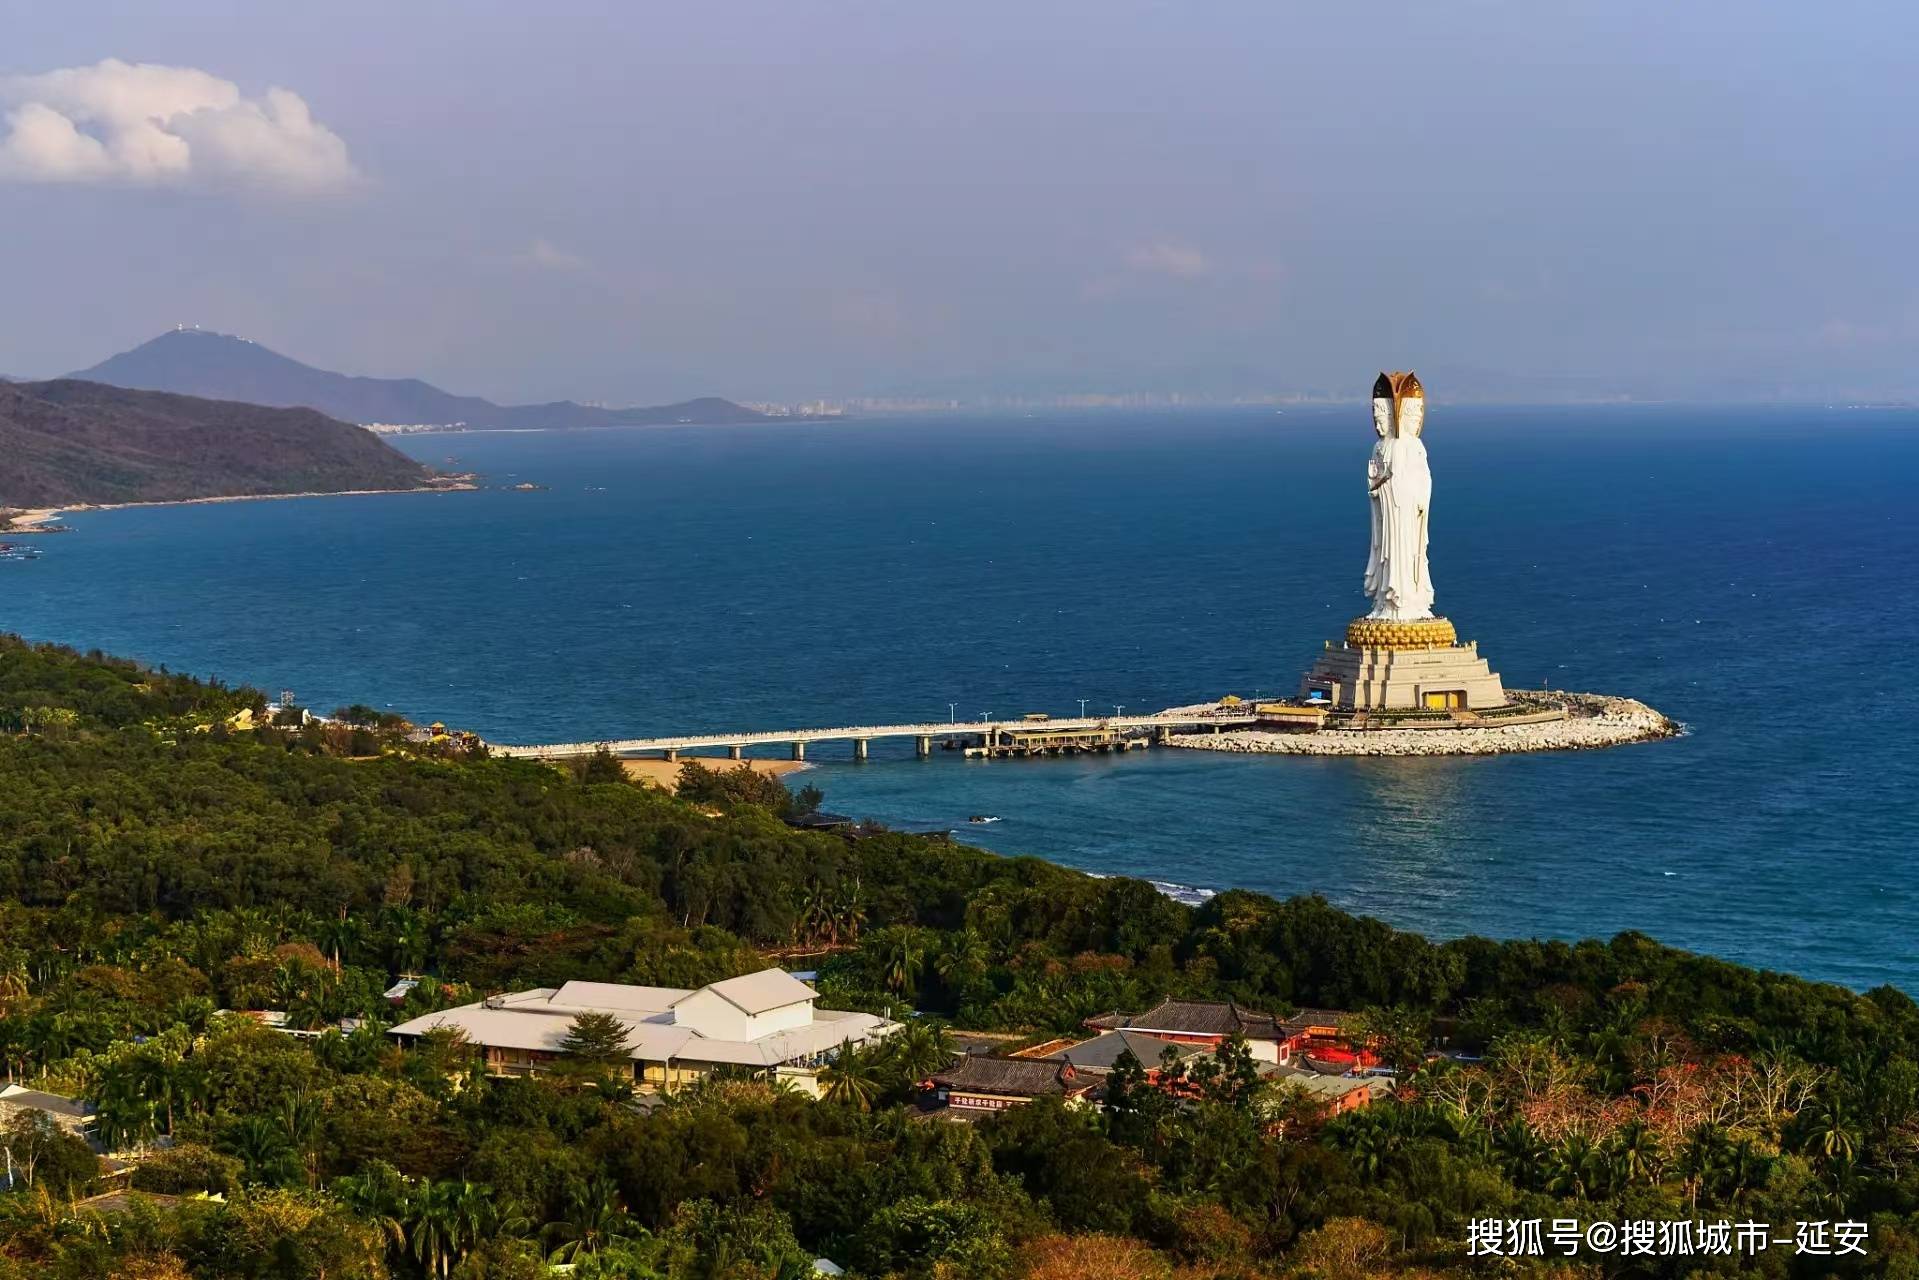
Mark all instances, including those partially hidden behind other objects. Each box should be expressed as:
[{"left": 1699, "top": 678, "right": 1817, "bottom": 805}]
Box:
[{"left": 1164, "top": 691, "right": 1678, "bottom": 758}]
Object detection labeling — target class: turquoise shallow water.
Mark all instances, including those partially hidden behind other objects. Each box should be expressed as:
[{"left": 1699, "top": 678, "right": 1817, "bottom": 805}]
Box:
[{"left": 5, "top": 406, "right": 1916, "bottom": 991}]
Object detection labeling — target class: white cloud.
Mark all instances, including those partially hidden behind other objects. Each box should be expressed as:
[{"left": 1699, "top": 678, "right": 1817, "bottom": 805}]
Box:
[
  {"left": 1123, "top": 240, "right": 1212, "bottom": 279},
  {"left": 0, "top": 58, "right": 356, "bottom": 193},
  {"left": 527, "top": 237, "right": 588, "bottom": 271}
]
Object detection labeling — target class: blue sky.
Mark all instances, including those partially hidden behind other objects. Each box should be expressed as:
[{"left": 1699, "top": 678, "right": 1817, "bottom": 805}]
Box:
[{"left": 2, "top": 1, "right": 1913, "bottom": 404}]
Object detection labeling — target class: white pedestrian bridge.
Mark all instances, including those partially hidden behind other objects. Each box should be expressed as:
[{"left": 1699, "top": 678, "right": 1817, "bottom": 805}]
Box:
[{"left": 489, "top": 711, "right": 1255, "bottom": 761}]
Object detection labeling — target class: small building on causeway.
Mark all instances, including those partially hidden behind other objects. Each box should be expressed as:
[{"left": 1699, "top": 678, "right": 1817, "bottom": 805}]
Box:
[
  {"left": 388, "top": 968, "right": 897, "bottom": 1096},
  {"left": 928, "top": 1056, "right": 1098, "bottom": 1114}
]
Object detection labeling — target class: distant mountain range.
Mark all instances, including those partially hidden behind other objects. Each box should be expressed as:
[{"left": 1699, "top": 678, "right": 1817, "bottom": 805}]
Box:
[
  {"left": 0, "top": 379, "right": 438, "bottom": 508},
  {"left": 72, "top": 330, "right": 765, "bottom": 430}
]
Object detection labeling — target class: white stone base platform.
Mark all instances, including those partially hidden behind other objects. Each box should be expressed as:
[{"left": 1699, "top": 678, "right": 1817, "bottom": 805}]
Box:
[{"left": 1163, "top": 692, "right": 1678, "bottom": 758}]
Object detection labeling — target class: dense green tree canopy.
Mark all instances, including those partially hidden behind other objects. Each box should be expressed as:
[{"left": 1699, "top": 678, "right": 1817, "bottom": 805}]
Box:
[{"left": 2, "top": 636, "right": 1918, "bottom": 1279}]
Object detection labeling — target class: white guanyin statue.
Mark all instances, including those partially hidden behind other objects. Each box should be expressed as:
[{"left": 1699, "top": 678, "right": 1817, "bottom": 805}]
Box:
[{"left": 1363, "top": 372, "right": 1435, "bottom": 621}]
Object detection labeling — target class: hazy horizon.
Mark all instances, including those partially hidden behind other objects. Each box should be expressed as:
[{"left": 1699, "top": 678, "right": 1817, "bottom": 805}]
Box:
[{"left": 4, "top": 3, "right": 1914, "bottom": 407}]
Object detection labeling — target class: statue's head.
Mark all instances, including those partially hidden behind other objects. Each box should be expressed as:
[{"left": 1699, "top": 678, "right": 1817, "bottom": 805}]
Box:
[{"left": 1374, "top": 371, "right": 1425, "bottom": 437}]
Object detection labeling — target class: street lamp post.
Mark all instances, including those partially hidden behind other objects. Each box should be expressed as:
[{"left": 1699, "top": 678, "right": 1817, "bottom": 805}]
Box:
[
  {"left": 948, "top": 703, "right": 957, "bottom": 724},
  {"left": 1113, "top": 705, "right": 1125, "bottom": 718},
  {"left": 1077, "top": 698, "right": 1089, "bottom": 718}
]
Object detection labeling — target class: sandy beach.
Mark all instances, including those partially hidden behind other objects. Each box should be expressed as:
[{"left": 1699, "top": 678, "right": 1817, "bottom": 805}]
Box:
[
  {"left": 1, "top": 480, "right": 476, "bottom": 533},
  {"left": 619, "top": 756, "right": 810, "bottom": 791}
]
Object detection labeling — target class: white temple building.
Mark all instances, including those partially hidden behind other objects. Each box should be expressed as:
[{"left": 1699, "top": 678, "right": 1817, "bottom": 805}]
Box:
[{"left": 389, "top": 967, "right": 898, "bottom": 1096}]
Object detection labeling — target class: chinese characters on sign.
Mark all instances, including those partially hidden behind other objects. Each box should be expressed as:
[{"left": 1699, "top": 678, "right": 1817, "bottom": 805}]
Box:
[{"left": 1467, "top": 1219, "right": 1867, "bottom": 1258}]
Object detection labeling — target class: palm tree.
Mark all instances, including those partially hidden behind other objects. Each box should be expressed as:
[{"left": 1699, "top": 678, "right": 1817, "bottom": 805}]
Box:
[
  {"left": 794, "top": 883, "right": 834, "bottom": 946},
  {"left": 1803, "top": 1100, "right": 1857, "bottom": 1165},
  {"left": 279, "top": 1089, "right": 323, "bottom": 1186},
  {"left": 820, "top": 1040, "right": 885, "bottom": 1112},
  {"left": 1555, "top": 1132, "right": 1619, "bottom": 1200},
  {"left": 1335, "top": 1113, "right": 1390, "bottom": 1181},
  {"left": 88, "top": 1080, "right": 157, "bottom": 1153},
  {"left": 405, "top": 1180, "right": 461, "bottom": 1279},
  {"left": 224, "top": 1114, "right": 296, "bottom": 1187},
  {"left": 1678, "top": 1122, "right": 1730, "bottom": 1211},
  {"left": 545, "top": 1176, "right": 641, "bottom": 1262},
  {"left": 445, "top": 1179, "right": 500, "bottom": 1266},
  {"left": 884, "top": 1021, "right": 954, "bottom": 1081},
  {"left": 314, "top": 912, "right": 361, "bottom": 972},
  {"left": 0, "top": 965, "right": 29, "bottom": 1017},
  {"left": 1493, "top": 1118, "right": 1546, "bottom": 1190},
  {"left": 334, "top": 1162, "right": 411, "bottom": 1262},
  {"left": 831, "top": 880, "right": 867, "bottom": 945},
  {"left": 1609, "top": 1118, "right": 1663, "bottom": 1185},
  {"left": 871, "top": 928, "right": 926, "bottom": 997},
  {"left": 934, "top": 929, "right": 989, "bottom": 989}
]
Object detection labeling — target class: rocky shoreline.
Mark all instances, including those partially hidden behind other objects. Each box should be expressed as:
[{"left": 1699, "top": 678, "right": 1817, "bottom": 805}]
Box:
[{"left": 1164, "top": 691, "right": 1679, "bottom": 758}]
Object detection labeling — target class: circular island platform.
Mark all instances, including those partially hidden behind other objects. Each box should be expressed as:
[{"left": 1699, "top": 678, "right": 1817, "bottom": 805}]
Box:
[{"left": 1158, "top": 691, "right": 1678, "bottom": 758}]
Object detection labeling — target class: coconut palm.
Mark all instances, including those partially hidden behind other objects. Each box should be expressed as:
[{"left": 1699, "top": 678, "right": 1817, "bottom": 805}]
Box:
[
  {"left": 934, "top": 929, "right": 990, "bottom": 986},
  {"left": 313, "top": 912, "right": 362, "bottom": 972},
  {"left": 1807, "top": 1100, "right": 1856, "bottom": 1162},
  {"left": 1678, "top": 1122, "right": 1731, "bottom": 1211},
  {"left": 279, "top": 1089, "right": 323, "bottom": 1186},
  {"left": 820, "top": 1040, "right": 886, "bottom": 1112},
  {"left": 545, "top": 1176, "right": 642, "bottom": 1262},
  {"left": 1609, "top": 1118, "right": 1663, "bottom": 1185},
  {"left": 1548, "top": 1132, "right": 1615, "bottom": 1200},
  {"left": 870, "top": 927, "right": 926, "bottom": 997},
  {"left": 883, "top": 1021, "right": 954, "bottom": 1080},
  {"left": 1493, "top": 1118, "right": 1546, "bottom": 1189},
  {"left": 405, "top": 1180, "right": 462, "bottom": 1279},
  {"left": 831, "top": 880, "right": 867, "bottom": 945},
  {"left": 334, "top": 1162, "right": 411, "bottom": 1259},
  {"left": 88, "top": 1079, "right": 157, "bottom": 1153},
  {"left": 224, "top": 1114, "right": 297, "bottom": 1187}
]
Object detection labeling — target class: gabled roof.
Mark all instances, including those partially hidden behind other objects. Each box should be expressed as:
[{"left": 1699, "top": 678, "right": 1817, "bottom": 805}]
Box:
[
  {"left": 932, "top": 1056, "right": 1093, "bottom": 1098},
  {"left": 1098, "top": 999, "right": 1283, "bottom": 1041},
  {"left": 678, "top": 967, "right": 816, "bottom": 1016},
  {"left": 1045, "top": 1029, "right": 1202, "bottom": 1073},
  {"left": 0, "top": 1086, "right": 87, "bottom": 1118}
]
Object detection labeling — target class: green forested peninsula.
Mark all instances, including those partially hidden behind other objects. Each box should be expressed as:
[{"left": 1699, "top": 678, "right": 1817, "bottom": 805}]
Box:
[
  {"left": 1, "top": 635, "right": 1916, "bottom": 1279},
  {"left": 0, "top": 379, "right": 433, "bottom": 509}
]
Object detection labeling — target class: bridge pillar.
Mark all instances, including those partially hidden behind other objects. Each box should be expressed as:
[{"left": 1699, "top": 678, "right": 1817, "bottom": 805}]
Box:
[
  {"left": 664, "top": 748, "right": 680, "bottom": 762},
  {"left": 728, "top": 744, "right": 744, "bottom": 761},
  {"left": 790, "top": 741, "right": 807, "bottom": 761},
  {"left": 853, "top": 738, "right": 869, "bottom": 762},
  {"left": 1156, "top": 724, "right": 1173, "bottom": 744},
  {"left": 916, "top": 735, "right": 932, "bottom": 759}
]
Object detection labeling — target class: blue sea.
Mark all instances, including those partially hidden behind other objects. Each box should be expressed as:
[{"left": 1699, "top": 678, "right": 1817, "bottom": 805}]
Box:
[{"left": 7, "top": 407, "right": 1917, "bottom": 992}]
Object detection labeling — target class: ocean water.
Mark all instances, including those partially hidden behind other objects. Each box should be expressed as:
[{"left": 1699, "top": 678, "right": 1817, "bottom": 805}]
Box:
[{"left": 6, "top": 407, "right": 1917, "bottom": 992}]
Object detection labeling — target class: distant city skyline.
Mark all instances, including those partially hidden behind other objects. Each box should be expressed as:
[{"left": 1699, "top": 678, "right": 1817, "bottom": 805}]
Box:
[{"left": 3, "top": 3, "right": 1914, "bottom": 406}]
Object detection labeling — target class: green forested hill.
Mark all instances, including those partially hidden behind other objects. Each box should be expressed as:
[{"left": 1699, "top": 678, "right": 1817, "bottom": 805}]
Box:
[
  {"left": 1, "top": 635, "right": 1916, "bottom": 1279},
  {"left": 0, "top": 378, "right": 433, "bottom": 508}
]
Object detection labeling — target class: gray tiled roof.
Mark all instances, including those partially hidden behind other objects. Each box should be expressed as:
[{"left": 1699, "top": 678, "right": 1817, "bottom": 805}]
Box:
[
  {"left": 932, "top": 1055, "right": 1090, "bottom": 1097},
  {"left": 0, "top": 1088, "right": 88, "bottom": 1119},
  {"left": 1107, "top": 999, "right": 1283, "bottom": 1040},
  {"left": 1045, "top": 1029, "right": 1202, "bottom": 1073}
]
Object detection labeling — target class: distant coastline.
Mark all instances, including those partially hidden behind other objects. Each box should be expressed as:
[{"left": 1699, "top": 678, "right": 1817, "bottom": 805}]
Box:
[{"left": 4, "top": 477, "right": 476, "bottom": 532}]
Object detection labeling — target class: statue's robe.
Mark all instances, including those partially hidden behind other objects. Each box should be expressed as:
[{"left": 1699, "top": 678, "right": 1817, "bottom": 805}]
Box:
[{"left": 1363, "top": 433, "right": 1435, "bottom": 620}]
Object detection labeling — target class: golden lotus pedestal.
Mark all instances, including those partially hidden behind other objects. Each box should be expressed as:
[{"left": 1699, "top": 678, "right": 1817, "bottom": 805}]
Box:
[{"left": 1300, "top": 617, "right": 1508, "bottom": 712}]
